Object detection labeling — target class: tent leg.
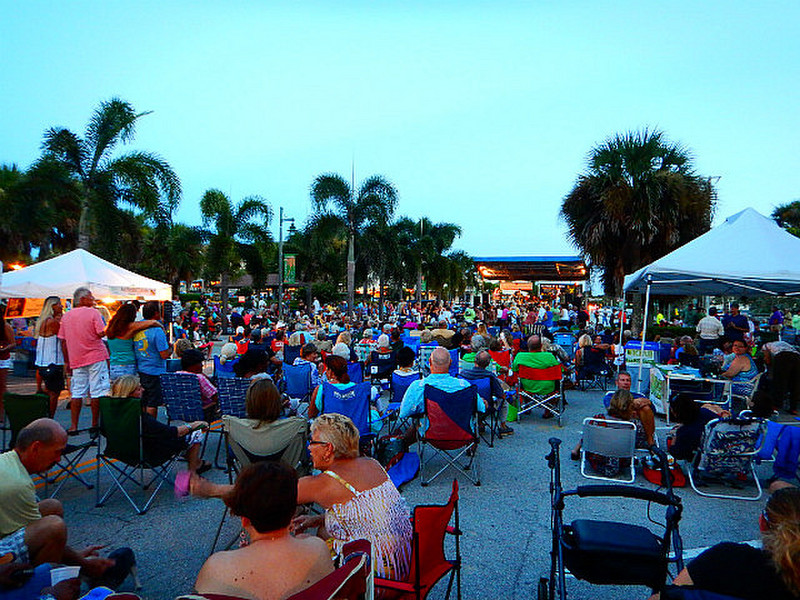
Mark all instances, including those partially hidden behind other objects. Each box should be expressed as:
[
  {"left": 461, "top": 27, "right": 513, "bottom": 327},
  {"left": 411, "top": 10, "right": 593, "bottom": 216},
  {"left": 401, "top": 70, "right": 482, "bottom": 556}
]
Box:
[{"left": 637, "top": 280, "right": 651, "bottom": 395}]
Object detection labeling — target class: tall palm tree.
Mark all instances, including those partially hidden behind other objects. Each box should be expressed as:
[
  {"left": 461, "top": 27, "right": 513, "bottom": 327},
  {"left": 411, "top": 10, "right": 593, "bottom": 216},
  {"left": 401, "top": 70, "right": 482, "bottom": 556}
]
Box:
[
  {"left": 561, "top": 129, "right": 716, "bottom": 296},
  {"left": 772, "top": 201, "right": 800, "bottom": 238},
  {"left": 311, "top": 173, "right": 397, "bottom": 315},
  {"left": 200, "top": 189, "right": 273, "bottom": 330},
  {"left": 395, "top": 217, "right": 462, "bottom": 303},
  {"left": 40, "top": 97, "right": 180, "bottom": 254}
]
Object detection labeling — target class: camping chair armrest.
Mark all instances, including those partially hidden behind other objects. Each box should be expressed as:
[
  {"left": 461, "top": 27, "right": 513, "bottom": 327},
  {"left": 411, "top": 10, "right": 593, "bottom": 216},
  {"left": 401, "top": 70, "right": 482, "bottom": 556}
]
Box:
[
  {"left": 446, "top": 525, "right": 461, "bottom": 535},
  {"left": 573, "top": 484, "right": 681, "bottom": 506},
  {"left": 374, "top": 578, "right": 415, "bottom": 592}
]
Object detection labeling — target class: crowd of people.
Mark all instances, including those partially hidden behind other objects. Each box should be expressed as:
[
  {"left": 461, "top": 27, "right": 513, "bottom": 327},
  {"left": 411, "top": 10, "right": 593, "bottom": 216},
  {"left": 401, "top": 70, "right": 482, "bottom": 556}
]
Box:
[{"left": 2, "top": 289, "right": 800, "bottom": 599}]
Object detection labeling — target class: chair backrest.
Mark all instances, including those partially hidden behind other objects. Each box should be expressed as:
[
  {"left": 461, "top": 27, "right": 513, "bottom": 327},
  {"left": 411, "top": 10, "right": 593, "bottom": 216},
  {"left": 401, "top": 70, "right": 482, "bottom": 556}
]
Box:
[
  {"left": 4, "top": 393, "right": 49, "bottom": 448},
  {"left": 354, "top": 341, "right": 376, "bottom": 363},
  {"left": 214, "top": 355, "right": 238, "bottom": 379},
  {"left": 283, "top": 363, "right": 313, "bottom": 399},
  {"left": 697, "top": 417, "right": 767, "bottom": 474},
  {"left": 391, "top": 371, "right": 420, "bottom": 404},
  {"left": 166, "top": 358, "right": 182, "bottom": 373},
  {"left": 518, "top": 364, "right": 562, "bottom": 383},
  {"left": 283, "top": 345, "right": 302, "bottom": 366},
  {"left": 582, "top": 417, "right": 637, "bottom": 458},
  {"left": 98, "top": 396, "right": 142, "bottom": 465},
  {"left": 423, "top": 385, "right": 477, "bottom": 448},
  {"left": 417, "top": 345, "right": 437, "bottom": 375},
  {"left": 408, "top": 480, "right": 459, "bottom": 587},
  {"left": 224, "top": 415, "right": 309, "bottom": 474},
  {"left": 448, "top": 349, "right": 459, "bottom": 377},
  {"left": 321, "top": 382, "right": 372, "bottom": 438},
  {"left": 160, "top": 373, "right": 205, "bottom": 422},
  {"left": 286, "top": 539, "right": 372, "bottom": 600},
  {"left": 369, "top": 351, "right": 396, "bottom": 380},
  {"left": 583, "top": 347, "right": 609, "bottom": 368},
  {"left": 462, "top": 376, "right": 493, "bottom": 404},
  {"left": 217, "top": 377, "right": 251, "bottom": 418},
  {"left": 347, "top": 362, "right": 364, "bottom": 384}
]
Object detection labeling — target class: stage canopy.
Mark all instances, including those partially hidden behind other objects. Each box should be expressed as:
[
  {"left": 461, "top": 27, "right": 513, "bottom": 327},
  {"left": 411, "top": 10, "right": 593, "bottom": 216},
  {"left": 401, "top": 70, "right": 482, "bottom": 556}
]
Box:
[
  {"left": 623, "top": 208, "right": 800, "bottom": 297},
  {"left": 473, "top": 256, "right": 587, "bottom": 282},
  {"left": 0, "top": 249, "right": 171, "bottom": 301}
]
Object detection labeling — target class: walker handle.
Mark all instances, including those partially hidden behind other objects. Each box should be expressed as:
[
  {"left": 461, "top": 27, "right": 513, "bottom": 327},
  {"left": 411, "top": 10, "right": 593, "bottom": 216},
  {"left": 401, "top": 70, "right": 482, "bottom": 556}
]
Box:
[{"left": 575, "top": 484, "right": 681, "bottom": 506}]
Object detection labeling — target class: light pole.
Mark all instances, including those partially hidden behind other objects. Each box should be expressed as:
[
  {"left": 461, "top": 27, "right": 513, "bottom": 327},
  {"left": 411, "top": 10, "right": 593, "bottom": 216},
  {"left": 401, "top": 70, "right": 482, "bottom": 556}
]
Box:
[{"left": 278, "top": 207, "right": 295, "bottom": 320}]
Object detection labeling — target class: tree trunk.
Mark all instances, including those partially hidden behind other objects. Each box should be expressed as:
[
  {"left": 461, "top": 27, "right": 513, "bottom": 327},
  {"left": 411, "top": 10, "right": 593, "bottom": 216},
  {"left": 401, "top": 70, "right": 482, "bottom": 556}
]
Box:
[
  {"left": 630, "top": 292, "right": 645, "bottom": 338},
  {"left": 347, "top": 232, "right": 355, "bottom": 317},
  {"left": 221, "top": 271, "right": 230, "bottom": 334},
  {"left": 77, "top": 200, "right": 90, "bottom": 250},
  {"left": 379, "top": 275, "right": 385, "bottom": 320}
]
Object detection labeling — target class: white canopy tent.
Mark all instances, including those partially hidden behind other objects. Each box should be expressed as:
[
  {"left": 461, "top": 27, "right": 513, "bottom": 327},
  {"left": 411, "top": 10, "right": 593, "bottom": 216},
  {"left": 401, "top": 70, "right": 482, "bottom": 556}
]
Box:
[
  {"left": 622, "top": 207, "right": 800, "bottom": 392},
  {"left": 0, "top": 249, "right": 171, "bottom": 302}
]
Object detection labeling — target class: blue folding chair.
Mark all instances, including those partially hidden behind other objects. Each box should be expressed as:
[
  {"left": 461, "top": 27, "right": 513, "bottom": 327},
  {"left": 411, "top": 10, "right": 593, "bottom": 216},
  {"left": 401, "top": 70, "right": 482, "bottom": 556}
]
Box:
[
  {"left": 282, "top": 362, "right": 313, "bottom": 406},
  {"left": 166, "top": 358, "right": 182, "bottom": 373},
  {"left": 460, "top": 375, "right": 501, "bottom": 447},
  {"left": 160, "top": 372, "right": 224, "bottom": 467},
  {"left": 448, "top": 349, "right": 459, "bottom": 377},
  {"left": 387, "top": 371, "right": 420, "bottom": 433},
  {"left": 419, "top": 385, "right": 480, "bottom": 486},
  {"left": 213, "top": 355, "right": 237, "bottom": 380},
  {"left": 347, "top": 361, "right": 364, "bottom": 384},
  {"left": 217, "top": 377, "right": 251, "bottom": 418},
  {"left": 283, "top": 345, "right": 302, "bottom": 366},
  {"left": 320, "top": 381, "right": 375, "bottom": 453},
  {"left": 417, "top": 344, "right": 437, "bottom": 376}
]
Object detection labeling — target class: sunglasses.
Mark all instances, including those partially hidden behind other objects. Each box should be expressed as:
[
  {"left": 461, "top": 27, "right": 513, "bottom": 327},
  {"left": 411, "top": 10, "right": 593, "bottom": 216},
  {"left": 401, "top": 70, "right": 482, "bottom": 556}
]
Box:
[{"left": 308, "top": 440, "right": 330, "bottom": 447}]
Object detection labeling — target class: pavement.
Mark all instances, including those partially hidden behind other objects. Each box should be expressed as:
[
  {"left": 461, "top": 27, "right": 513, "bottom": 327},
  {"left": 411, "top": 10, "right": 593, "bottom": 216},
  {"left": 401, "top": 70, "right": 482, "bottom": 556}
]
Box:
[{"left": 4, "top": 367, "right": 774, "bottom": 600}]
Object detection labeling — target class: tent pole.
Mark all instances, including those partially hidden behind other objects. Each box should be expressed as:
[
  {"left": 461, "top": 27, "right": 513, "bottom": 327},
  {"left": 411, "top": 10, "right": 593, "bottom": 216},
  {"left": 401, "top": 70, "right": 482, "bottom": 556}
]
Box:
[
  {"left": 619, "top": 293, "right": 625, "bottom": 347},
  {"left": 637, "top": 277, "right": 652, "bottom": 394}
]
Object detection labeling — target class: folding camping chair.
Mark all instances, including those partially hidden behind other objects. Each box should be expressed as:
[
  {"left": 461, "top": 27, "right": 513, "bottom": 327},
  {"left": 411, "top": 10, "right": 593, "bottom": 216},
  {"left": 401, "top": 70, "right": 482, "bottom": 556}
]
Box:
[
  {"left": 160, "top": 372, "right": 225, "bottom": 468},
  {"left": 4, "top": 392, "right": 95, "bottom": 497},
  {"left": 320, "top": 381, "right": 376, "bottom": 453},
  {"left": 686, "top": 416, "right": 767, "bottom": 501},
  {"left": 95, "top": 396, "right": 182, "bottom": 514},
  {"left": 418, "top": 385, "right": 480, "bottom": 486},
  {"left": 448, "top": 349, "right": 459, "bottom": 377},
  {"left": 347, "top": 361, "right": 364, "bottom": 384},
  {"left": 213, "top": 355, "right": 237, "bottom": 380},
  {"left": 209, "top": 413, "right": 310, "bottom": 554},
  {"left": 577, "top": 348, "right": 612, "bottom": 390},
  {"left": 288, "top": 539, "right": 373, "bottom": 600},
  {"left": 516, "top": 364, "right": 565, "bottom": 426},
  {"left": 354, "top": 341, "right": 376, "bottom": 363},
  {"left": 580, "top": 417, "right": 637, "bottom": 483},
  {"left": 417, "top": 345, "right": 437, "bottom": 376},
  {"left": 283, "top": 344, "right": 302, "bottom": 366},
  {"left": 459, "top": 375, "right": 502, "bottom": 448},
  {"left": 368, "top": 351, "right": 396, "bottom": 392},
  {"left": 375, "top": 479, "right": 463, "bottom": 600},
  {"left": 282, "top": 362, "right": 314, "bottom": 412}
]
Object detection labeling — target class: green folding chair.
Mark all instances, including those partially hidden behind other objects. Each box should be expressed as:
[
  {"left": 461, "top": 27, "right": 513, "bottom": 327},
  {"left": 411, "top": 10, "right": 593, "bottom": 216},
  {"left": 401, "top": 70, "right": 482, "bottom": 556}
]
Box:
[
  {"left": 4, "top": 392, "right": 95, "bottom": 497},
  {"left": 95, "top": 396, "right": 181, "bottom": 515}
]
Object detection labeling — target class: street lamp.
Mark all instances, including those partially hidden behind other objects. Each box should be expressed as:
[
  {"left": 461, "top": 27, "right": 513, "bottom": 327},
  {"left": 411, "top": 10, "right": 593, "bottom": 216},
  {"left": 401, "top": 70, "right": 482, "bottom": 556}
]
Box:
[{"left": 278, "top": 207, "right": 295, "bottom": 320}]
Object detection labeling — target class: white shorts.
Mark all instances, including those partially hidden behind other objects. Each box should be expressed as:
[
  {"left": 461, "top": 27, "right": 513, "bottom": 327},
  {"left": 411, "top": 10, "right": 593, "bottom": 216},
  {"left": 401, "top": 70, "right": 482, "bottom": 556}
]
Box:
[
  {"left": 71, "top": 361, "right": 111, "bottom": 399},
  {"left": 0, "top": 358, "right": 11, "bottom": 370}
]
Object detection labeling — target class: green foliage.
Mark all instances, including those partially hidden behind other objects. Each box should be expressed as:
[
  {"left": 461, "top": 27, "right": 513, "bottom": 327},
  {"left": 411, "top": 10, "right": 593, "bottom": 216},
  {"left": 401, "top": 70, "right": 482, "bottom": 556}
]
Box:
[
  {"left": 561, "top": 129, "right": 716, "bottom": 296},
  {"left": 312, "top": 282, "right": 341, "bottom": 303},
  {"left": 772, "top": 201, "right": 800, "bottom": 238}
]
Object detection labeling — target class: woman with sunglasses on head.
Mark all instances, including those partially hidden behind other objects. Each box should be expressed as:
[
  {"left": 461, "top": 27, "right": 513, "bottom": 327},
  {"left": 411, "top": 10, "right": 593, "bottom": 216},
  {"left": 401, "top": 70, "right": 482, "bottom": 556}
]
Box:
[{"left": 652, "top": 487, "right": 800, "bottom": 599}]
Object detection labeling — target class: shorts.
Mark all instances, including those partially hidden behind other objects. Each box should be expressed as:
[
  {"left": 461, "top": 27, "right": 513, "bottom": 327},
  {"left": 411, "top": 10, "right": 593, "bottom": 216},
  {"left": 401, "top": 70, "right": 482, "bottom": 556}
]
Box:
[
  {"left": 38, "top": 365, "right": 65, "bottom": 393},
  {"left": 0, "top": 358, "right": 11, "bottom": 370},
  {"left": 0, "top": 527, "right": 28, "bottom": 564},
  {"left": 70, "top": 361, "right": 111, "bottom": 399},
  {"left": 139, "top": 372, "right": 163, "bottom": 408},
  {"left": 110, "top": 363, "right": 137, "bottom": 381}
]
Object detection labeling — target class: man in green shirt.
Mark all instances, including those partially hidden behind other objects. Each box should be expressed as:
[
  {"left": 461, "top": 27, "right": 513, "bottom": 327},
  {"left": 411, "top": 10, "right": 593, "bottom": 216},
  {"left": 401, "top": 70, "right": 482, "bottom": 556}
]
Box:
[{"left": 512, "top": 335, "right": 561, "bottom": 396}]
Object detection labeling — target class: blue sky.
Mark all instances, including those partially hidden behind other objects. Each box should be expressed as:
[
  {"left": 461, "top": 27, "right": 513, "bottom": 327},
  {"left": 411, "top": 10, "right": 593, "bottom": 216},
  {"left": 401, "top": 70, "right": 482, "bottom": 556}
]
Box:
[{"left": 2, "top": 1, "right": 798, "bottom": 258}]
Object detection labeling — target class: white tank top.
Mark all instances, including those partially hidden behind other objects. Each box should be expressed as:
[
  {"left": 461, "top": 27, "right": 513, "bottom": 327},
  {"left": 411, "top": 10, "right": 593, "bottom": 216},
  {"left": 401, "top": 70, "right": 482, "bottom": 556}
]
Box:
[{"left": 35, "top": 335, "right": 63, "bottom": 367}]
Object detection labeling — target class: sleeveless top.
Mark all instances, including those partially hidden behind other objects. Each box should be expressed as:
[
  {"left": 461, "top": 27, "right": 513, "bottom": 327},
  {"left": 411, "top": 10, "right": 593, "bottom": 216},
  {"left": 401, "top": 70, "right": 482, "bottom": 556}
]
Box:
[
  {"left": 35, "top": 335, "right": 63, "bottom": 367},
  {"left": 323, "top": 470, "right": 412, "bottom": 580},
  {"left": 107, "top": 337, "right": 136, "bottom": 366},
  {"left": 724, "top": 354, "right": 759, "bottom": 396}
]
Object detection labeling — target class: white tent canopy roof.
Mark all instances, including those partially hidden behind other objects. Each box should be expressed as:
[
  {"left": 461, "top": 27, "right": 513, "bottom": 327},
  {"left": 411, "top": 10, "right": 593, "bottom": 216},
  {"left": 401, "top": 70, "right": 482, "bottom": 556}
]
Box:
[
  {"left": 0, "top": 249, "right": 171, "bottom": 301},
  {"left": 623, "top": 208, "right": 800, "bottom": 297}
]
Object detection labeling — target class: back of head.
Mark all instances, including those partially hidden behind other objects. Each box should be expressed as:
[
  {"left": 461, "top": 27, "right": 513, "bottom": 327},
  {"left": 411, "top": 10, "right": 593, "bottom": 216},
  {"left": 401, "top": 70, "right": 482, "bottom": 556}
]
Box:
[
  {"left": 324, "top": 355, "right": 349, "bottom": 383},
  {"left": 73, "top": 286, "right": 92, "bottom": 306},
  {"left": 311, "top": 413, "right": 359, "bottom": 459},
  {"left": 16, "top": 418, "right": 63, "bottom": 452},
  {"left": 219, "top": 342, "right": 237, "bottom": 363},
  {"left": 471, "top": 334, "right": 487, "bottom": 351},
  {"left": 300, "top": 343, "right": 318, "bottom": 358},
  {"left": 527, "top": 335, "right": 542, "bottom": 352},
  {"left": 35, "top": 296, "right": 61, "bottom": 336},
  {"left": 173, "top": 338, "right": 194, "bottom": 358},
  {"left": 669, "top": 393, "right": 700, "bottom": 424},
  {"left": 336, "top": 331, "right": 352, "bottom": 346},
  {"left": 420, "top": 330, "right": 433, "bottom": 344},
  {"left": 224, "top": 461, "right": 298, "bottom": 533},
  {"left": 396, "top": 346, "right": 415, "bottom": 368},
  {"left": 377, "top": 334, "right": 390, "bottom": 349},
  {"left": 578, "top": 334, "right": 592, "bottom": 349},
  {"left": 142, "top": 300, "right": 161, "bottom": 320},
  {"left": 608, "top": 389, "right": 634, "bottom": 419},
  {"left": 763, "top": 487, "right": 800, "bottom": 595},
  {"left": 474, "top": 350, "right": 491, "bottom": 369},
  {"left": 180, "top": 349, "right": 205, "bottom": 371},
  {"left": 245, "top": 378, "right": 282, "bottom": 422},
  {"left": 112, "top": 375, "right": 141, "bottom": 398},
  {"left": 430, "top": 347, "right": 451, "bottom": 373},
  {"left": 331, "top": 342, "right": 350, "bottom": 361}
]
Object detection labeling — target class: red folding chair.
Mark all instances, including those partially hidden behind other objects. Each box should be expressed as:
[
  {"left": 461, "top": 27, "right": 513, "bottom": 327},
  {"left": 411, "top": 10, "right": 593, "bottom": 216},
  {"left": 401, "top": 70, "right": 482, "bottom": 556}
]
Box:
[
  {"left": 376, "top": 480, "right": 462, "bottom": 600},
  {"left": 516, "top": 364, "right": 565, "bottom": 426}
]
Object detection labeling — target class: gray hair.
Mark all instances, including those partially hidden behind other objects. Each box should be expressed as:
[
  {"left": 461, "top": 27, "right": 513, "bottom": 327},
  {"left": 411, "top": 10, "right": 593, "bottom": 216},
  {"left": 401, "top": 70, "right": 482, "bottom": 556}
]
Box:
[
  {"left": 471, "top": 334, "right": 488, "bottom": 351},
  {"left": 474, "top": 350, "right": 491, "bottom": 369},
  {"left": 332, "top": 342, "right": 350, "bottom": 360},
  {"left": 73, "top": 287, "right": 92, "bottom": 305}
]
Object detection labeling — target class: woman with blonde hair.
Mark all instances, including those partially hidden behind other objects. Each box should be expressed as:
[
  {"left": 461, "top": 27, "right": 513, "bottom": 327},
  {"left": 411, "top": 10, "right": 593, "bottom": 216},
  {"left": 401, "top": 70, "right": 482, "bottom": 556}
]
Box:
[
  {"left": 574, "top": 333, "right": 593, "bottom": 366},
  {"left": 655, "top": 487, "right": 800, "bottom": 599},
  {"left": 34, "top": 296, "right": 64, "bottom": 416},
  {"left": 105, "top": 303, "right": 162, "bottom": 380}
]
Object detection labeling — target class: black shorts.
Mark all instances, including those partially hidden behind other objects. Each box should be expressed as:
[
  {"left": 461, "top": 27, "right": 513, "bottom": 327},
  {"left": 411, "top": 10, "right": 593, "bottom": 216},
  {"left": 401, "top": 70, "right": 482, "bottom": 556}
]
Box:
[
  {"left": 139, "top": 372, "right": 163, "bottom": 408},
  {"left": 38, "top": 365, "right": 65, "bottom": 393}
]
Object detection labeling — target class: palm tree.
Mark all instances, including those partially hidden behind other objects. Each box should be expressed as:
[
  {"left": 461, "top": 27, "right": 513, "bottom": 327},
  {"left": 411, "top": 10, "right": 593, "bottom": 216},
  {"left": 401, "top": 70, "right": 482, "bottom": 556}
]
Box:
[
  {"left": 395, "top": 217, "right": 462, "bottom": 303},
  {"left": 200, "top": 189, "right": 273, "bottom": 330},
  {"left": 39, "top": 97, "right": 180, "bottom": 254},
  {"left": 772, "top": 201, "right": 800, "bottom": 238},
  {"left": 561, "top": 129, "right": 716, "bottom": 296},
  {"left": 311, "top": 173, "right": 397, "bottom": 315}
]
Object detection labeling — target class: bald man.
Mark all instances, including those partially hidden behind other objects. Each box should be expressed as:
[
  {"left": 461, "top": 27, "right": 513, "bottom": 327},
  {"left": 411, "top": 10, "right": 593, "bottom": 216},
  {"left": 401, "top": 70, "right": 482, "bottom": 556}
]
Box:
[
  {"left": 0, "top": 419, "right": 112, "bottom": 577},
  {"left": 399, "top": 348, "right": 485, "bottom": 434}
]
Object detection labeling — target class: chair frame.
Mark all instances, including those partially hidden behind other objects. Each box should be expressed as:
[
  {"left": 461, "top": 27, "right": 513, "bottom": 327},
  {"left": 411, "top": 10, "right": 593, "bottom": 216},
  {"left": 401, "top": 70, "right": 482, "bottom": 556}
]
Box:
[
  {"left": 577, "top": 347, "right": 613, "bottom": 391},
  {"left": 375, "top": 479, "right": 463, "bottom": 600},
  {"left": 580, "top": 417, "right": 637, "bottom": 483},
  {"left": 95, "top": 396, "right": 182, "bottom": 515},
  {"left": 418, "top": 386, "right": 480, "bottom": 487},
  {"left": 217, "top": 377, "right": 251, "bottom": 418},
  {"left": 516, "top": 364, "right": 565, "bottom": 426},
  {"left": 686, "top": 416, "right": 767, "bottom": 501}
]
